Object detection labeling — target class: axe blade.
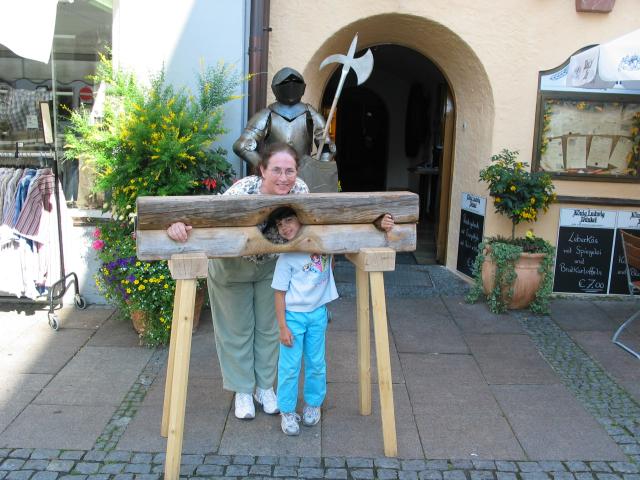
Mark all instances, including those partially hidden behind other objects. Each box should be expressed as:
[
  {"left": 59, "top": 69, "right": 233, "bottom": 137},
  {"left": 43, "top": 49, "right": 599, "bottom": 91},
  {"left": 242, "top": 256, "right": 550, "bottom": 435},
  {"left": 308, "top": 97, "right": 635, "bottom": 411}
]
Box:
[{"left": 351, "top": 48, "right": 374, "bottom": 85}]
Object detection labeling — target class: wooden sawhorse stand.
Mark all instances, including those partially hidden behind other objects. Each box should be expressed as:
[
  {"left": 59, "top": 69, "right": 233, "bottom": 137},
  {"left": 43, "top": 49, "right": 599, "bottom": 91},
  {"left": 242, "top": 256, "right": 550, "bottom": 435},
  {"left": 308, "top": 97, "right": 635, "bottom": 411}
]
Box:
[
  {"left": 135, "top": 191, "right": 419, "bottom": 479},
  {"left": 159, "top": 248, "right": 398, "bottom": 479}
]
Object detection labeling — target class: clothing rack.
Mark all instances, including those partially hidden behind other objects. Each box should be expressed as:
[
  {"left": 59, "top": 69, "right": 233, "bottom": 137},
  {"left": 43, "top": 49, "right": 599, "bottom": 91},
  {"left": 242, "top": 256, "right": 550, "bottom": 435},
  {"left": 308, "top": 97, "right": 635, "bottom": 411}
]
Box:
[{"left": 0, "top": 143, "right": 86, "bottom": 328}]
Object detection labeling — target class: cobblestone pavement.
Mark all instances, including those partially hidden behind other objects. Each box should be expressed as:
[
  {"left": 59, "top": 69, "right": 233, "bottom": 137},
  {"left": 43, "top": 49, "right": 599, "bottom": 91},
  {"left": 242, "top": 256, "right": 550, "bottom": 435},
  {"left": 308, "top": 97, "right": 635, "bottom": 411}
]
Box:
[
  {"left": 2, "top": 265, "right": 640, "bottom": 479},
  {"left": 1, "top": 448, "right": 639, "bottom": 480}
]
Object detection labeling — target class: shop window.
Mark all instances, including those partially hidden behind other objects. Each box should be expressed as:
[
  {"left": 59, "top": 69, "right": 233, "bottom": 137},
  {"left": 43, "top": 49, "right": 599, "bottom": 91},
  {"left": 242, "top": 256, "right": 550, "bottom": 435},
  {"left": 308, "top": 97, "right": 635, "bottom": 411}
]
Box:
[
  {"left": 533, "top": 60, "right": 640, "bottom": 182},
  {"left": 0, "top": 0, "right": 112, "bottom": 205}
]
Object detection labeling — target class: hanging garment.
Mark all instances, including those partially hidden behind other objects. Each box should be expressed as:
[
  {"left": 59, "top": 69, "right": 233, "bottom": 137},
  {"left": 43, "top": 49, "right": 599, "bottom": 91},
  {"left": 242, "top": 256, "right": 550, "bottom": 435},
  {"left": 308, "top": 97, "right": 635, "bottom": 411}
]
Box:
[
  {"left": 14, "top": 168, "right": 54, "bottom": 236},
  {"left": 2, "top": 168, "right": 23, "bottom": 224},
  {"left": 11, "top": 168, "right": 37, "bottom": 226}
]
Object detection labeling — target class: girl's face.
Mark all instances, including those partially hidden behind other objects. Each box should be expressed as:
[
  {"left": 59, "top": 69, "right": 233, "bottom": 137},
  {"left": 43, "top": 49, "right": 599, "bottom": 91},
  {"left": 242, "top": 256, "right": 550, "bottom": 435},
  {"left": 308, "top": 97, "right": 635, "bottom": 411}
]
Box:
[
  {"left": 276, "top": 215, "right": 301, "bottom": 241},
  {"left": 259, "top": 151, "right": 298, "bottom": 195}
]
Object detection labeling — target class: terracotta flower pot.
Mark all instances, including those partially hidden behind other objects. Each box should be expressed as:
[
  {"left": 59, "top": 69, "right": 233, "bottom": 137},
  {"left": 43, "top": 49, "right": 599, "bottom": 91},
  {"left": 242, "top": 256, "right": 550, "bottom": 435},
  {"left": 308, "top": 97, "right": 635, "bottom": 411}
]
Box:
[
  {"left": 575, "top": 0, "right": 615, "bottom": 13},
  {"left": 130, "top": 286, "right": 206, "bottom": 335},
  {"left": 481, "top": 250, "right": 546, "bottom": 310}
]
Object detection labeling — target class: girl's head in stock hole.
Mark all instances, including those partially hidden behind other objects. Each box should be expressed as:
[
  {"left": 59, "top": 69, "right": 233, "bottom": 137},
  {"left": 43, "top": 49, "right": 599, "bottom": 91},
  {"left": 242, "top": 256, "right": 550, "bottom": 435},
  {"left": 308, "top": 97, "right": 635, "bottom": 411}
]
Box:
[{"left": 268, "top": 206, "right": 301, "bottom": 241}]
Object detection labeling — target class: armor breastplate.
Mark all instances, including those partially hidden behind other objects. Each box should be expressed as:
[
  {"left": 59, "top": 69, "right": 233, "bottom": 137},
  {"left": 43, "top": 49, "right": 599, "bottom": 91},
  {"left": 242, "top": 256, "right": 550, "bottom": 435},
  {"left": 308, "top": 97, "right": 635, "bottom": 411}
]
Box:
[{"left": 266, "top": 112, "right": 313, "bottom": 158}]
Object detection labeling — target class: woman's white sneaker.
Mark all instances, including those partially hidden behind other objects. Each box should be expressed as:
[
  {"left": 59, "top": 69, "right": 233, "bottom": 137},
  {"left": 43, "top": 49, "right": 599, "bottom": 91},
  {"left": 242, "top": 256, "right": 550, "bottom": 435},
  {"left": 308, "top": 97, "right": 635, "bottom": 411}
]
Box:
[
  {"left": 280, "top": 412, "right": 301, "bottom": 435},
  {"left": 234, "top": 392, "right": 255, "bottom": 419},
  {"left": 254, "top": 387, "right": 279, "bottom": 414}
]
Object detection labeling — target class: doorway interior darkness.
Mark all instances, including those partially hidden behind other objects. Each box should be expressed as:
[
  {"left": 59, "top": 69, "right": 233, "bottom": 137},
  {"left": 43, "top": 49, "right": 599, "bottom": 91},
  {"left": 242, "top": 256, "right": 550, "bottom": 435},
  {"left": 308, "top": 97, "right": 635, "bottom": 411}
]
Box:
[{"left": 321, "top": 44, "right": 450, "bottom": 264}]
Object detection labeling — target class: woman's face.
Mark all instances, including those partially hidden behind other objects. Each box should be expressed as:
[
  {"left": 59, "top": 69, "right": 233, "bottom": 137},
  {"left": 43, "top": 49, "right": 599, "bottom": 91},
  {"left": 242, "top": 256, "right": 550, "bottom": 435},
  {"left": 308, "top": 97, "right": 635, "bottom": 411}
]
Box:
[{"left": 259, "top": 151, "right": 298, "bottom": 195}]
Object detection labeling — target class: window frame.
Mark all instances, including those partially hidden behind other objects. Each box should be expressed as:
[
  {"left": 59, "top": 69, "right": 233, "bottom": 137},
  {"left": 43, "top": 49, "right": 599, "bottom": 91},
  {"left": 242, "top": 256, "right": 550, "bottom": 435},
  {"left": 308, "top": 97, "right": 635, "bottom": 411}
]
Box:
[{"left": 532, "top": 63, "right": 640, "bottom": 183}]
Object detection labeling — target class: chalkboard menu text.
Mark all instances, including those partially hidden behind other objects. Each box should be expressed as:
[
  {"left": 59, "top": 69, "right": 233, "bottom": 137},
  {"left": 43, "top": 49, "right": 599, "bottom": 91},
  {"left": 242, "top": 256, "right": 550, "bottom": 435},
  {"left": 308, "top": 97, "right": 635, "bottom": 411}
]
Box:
[
  {"left": 609, "top": 211, "right": 640, "bottom": 294},
  {"left": 553, "top": 208, "right": 616, "bottom": 294},
  {"left": 456, "top": 193, "right": 486, "bottom": 277}
]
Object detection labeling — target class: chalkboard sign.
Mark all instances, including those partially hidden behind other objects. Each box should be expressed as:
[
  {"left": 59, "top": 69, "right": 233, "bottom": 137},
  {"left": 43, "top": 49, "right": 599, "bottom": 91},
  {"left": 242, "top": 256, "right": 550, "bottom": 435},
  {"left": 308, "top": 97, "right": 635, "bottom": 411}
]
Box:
[
  {"left": 553, "top": 208, "right": 616, "bottom": 294},
  {"left": 456, "top": 193, "right": 486, "bottom": 277},
  {"left": 609, "top": 211, "right": 640, "bottom": 294}
]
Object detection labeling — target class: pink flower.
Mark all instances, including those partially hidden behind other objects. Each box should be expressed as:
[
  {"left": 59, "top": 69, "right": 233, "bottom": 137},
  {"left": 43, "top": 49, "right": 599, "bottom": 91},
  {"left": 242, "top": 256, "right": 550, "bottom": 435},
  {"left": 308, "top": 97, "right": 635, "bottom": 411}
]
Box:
[
  {"left": 92, "top": 239, "right": 105, "bottom": 250},
  {"left": 93, "top": 228, "right": 101, "bottom": 239}
]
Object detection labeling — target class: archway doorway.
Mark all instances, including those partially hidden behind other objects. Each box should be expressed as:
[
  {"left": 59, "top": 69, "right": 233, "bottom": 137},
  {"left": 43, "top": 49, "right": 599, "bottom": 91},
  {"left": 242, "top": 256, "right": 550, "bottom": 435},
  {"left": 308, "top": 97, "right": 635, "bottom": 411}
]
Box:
[{"left": 321, "top": 44, "right": 454, "bottom": 264}]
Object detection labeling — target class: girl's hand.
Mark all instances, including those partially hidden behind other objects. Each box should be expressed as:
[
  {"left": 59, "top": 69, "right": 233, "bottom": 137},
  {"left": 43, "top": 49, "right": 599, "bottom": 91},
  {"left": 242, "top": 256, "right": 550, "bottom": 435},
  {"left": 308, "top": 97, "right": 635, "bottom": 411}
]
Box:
[
  {"left": 167, "top": 222, "right": 192, "bottom": 242},
  {"left": 279, "top": 326, "right": 293, "bottom": 347},
  {"left": 375, "top": 213, "right": 395, "bottom": 232}
]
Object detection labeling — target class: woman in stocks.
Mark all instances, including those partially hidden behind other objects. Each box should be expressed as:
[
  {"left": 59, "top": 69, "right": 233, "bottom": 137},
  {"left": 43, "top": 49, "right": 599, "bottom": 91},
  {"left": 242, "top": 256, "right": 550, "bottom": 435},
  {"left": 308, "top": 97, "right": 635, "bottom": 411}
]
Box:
[{"left": 166, "top": 141, "right": 395, "bottom": 420}]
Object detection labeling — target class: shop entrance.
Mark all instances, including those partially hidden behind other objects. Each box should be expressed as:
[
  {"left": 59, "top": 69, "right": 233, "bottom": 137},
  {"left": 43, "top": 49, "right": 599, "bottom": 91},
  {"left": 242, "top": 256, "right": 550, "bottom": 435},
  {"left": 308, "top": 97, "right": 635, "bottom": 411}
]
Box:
[{"left": 321, "top": 45, "right": 455, "bottom": 264}]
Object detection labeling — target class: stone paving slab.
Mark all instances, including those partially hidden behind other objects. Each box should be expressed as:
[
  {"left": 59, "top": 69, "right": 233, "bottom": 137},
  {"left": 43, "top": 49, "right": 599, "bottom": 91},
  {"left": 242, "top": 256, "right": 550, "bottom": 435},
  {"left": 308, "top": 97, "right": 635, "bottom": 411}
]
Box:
[
  {"left": 415, "top": 412, "right": 526, "bottom": 460},
  {"left": 400, "top": 353, "right": 503, "bottom": 416},
  {"left": 321, "top": 382, "right": 423, "bottom": 458},
  {"left": 440, "top": 296, "right": 526, "bottom": 335},
  {"left": 0, "top": 374, "right": 52, "bottom": 433},
  {"left": 387, "top": 298, "right": 469, "bottom": 354},
  {"left": 0, "top": 404, "right": 116, "bottom": 450},
  {"left": 324, "top": 298, "right": 358, "bottom": 332},
  {"left": 592, "top": 301, "right": 640, "bottom": 336},
  {"left": 492, "top": 384, "right": 627, "bottom": 461},
  {"left": 218, "top": 407, "right": 318, "bottom": 457},
  {"left": 568, "top": 331, "right": 640, "bottom": 403},
  {"left": 464, "top": 334, "right": 559, "bottom": 385},
  {"left": 326, "top": 332, "right": 405, "bottom": 384},
  {"left": 86, "top": 316, "right": 143, "bottom": 348},
  {"left": 33, "top": 347, "right": 153, "bottom": 407},
  {"left": 50, "top": 306, "right": 114, "bottom": 330},
  {"left": 550, "top": 300, "right": 620, "bottom": 332}
]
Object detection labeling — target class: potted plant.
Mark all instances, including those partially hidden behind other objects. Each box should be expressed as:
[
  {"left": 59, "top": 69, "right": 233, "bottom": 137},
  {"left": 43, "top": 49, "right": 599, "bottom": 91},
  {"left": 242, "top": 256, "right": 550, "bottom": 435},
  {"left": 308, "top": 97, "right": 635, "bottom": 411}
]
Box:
[
  {"left": 466, "top": 149, "right": 557, "bottom": 314},
  {"left": 66, "top": 55, "right": 239, "bottom": 345}
]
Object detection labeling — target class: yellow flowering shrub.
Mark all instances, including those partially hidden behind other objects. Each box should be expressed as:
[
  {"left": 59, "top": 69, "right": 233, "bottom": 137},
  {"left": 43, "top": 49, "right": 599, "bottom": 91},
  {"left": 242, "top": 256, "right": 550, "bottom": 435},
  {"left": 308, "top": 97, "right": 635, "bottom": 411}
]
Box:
[
  {"left": 65, "top": 55, "right": 239, "bottom": 221},
  {"left": 480, "top": 149, "right": 556, "bottom": 239}
]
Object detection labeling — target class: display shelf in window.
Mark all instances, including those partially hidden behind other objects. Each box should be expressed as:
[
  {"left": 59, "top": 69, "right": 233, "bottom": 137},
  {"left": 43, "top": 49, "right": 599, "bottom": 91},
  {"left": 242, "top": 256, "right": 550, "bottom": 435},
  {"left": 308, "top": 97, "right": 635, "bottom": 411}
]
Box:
[{"left": 533, "top": 61, "right": 640, "bottom": 182}]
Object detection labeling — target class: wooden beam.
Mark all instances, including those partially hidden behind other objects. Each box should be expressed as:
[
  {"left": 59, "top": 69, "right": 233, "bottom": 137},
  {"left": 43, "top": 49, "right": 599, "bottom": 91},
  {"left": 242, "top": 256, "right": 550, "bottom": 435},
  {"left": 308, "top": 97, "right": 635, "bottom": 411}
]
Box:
[
  {"left": 168, "top": 253, "right": 208, "bottom": 279},
  {"left": 346, "top": 248, "right": 396, "bottom": 272},
  {"left": 136, "top": 191, "right": 419, "bottom": 230},
  {"left": 137, "top": 224, "right": 416, "bottom": 261}
]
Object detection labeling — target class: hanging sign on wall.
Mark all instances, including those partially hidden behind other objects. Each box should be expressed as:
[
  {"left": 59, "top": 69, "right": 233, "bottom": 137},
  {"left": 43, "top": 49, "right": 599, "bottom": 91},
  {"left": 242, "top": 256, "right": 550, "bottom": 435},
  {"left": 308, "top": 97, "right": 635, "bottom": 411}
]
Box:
[
  {"left": 553, "top": 208, "right": 617, "bottom": 294},
  {"left": 456, "top": 192, "right": 486, "bottom": 277},
  {"left": 609, "top": 211, "right": 640, "bottom": 294}
]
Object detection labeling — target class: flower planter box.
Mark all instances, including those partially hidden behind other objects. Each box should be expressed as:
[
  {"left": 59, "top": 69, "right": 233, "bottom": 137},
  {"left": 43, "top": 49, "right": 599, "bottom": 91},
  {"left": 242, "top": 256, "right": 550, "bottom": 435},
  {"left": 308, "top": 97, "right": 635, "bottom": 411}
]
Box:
[
  {"left": 481, "top": 251, "right": 546, "bottom": 310},
  {"left": 575, "top": 0, "right": 616, "bottom": 13}
]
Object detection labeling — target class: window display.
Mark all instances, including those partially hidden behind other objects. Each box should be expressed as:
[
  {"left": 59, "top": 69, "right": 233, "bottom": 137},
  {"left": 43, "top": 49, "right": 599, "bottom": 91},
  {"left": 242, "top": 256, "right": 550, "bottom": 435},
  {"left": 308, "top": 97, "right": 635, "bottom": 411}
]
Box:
[
  {"left": 534, "top": 61, "right": 640, "bottom": 182},
  {"left": 0, "top": 0, "right": 112, "bottom": 204}
]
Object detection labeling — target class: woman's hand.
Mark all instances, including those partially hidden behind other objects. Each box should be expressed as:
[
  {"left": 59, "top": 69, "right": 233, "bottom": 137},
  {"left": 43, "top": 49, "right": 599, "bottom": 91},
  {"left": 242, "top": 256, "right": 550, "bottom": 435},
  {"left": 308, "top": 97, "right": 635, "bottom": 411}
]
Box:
[
  {"left": 374, "top": 213, "right": 395, "bottom": 232},
  {"left": 167, "top": 222, "right": 192, "bottom": 242},
  {"left": 279, "top": 325, "right": 293, "bottom": 347}
]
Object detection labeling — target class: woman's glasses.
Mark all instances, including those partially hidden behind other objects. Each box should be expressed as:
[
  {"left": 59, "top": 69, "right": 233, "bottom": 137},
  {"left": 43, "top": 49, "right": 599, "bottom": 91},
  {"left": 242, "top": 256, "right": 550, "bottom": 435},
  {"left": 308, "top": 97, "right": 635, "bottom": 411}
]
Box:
[{"left": 267, "top": 167, "right": 297, "bottom": 178}]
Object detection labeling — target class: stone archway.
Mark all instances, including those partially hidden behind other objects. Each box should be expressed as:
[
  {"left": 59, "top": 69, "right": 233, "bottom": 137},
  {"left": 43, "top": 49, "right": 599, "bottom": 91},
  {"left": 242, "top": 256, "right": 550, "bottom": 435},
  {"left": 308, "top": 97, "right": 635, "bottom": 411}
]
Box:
[{"left": 300, "top": 13, "right": 494, "bottom": 269}]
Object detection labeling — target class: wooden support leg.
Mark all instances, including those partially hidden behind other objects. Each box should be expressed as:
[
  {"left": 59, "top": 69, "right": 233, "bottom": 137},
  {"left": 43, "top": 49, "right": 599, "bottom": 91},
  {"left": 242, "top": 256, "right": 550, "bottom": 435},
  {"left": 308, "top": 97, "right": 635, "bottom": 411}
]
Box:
[
  {"left": 164, "top": 279, "right": 196, "bottom": 480},
  {"left": 355, "top": 267, "right": 372, "bottom": 415},
  {"left": 161, "top": 283, "right": 182, "bottom": 437},
  {"left": 370, "top": 271, "right": 398, "bottom": 457},
  {"left": 163, "top": 253, "right": 208, "bottom": 480}
]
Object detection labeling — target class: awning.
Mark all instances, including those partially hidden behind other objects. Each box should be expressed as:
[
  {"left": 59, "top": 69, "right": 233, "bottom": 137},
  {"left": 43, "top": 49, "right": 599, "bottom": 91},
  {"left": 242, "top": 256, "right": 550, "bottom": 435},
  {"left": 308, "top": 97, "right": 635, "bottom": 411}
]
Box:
[
  {"left": 0, "top": 0, "right": 59, "bottom": 64},
  {"left": 566, "top": 28, "right": 640, "bottom": 89}
]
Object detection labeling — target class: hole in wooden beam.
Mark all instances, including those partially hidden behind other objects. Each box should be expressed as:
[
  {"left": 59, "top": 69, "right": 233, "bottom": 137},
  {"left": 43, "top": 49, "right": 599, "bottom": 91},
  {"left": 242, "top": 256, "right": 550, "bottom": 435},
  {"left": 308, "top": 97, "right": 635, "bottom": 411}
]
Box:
[{"left": 262, "top": 205, "right": 303, "bottom": 244}]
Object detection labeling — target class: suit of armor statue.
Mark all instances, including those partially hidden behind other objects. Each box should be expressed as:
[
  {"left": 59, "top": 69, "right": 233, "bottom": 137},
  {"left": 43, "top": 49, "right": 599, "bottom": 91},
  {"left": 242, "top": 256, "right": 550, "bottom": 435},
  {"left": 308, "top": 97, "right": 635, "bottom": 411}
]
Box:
[{"left": 233, "top": 67, "right": 338, "bottom": 192}]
